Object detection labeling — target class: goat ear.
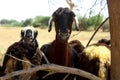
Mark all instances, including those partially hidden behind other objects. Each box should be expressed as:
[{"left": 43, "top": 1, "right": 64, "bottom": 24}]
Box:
[
  {"left": 34, "top": 30, "right": 38, "bottom": 39},
  {"left": 74, "top": 16, "right": 80, "bottom": 31},
  {"left": 48, "top": 16, "right": 53, "bottom": 32},
  {"left": 21, "top": 30, "right": 24, "bottom": 38}
]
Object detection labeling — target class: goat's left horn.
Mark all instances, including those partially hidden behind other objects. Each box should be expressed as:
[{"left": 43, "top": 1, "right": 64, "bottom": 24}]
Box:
[
  {"left": 74, "top": 16, "right": 79, "bottom": 31},
  {"left": 48, "top": 16, "right": 53, "bottom": 32}
]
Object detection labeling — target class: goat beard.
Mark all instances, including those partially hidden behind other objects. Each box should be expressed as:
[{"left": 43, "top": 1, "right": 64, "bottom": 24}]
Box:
[{"left": 22, "top": 37, "right": 33, "bottom": 43}]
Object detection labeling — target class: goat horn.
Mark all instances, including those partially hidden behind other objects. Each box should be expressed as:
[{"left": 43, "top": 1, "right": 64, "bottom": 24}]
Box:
[
  {"left": 74, "top": 16, "right": 79, "bottom": 31},
  {"left": 48, "top": 16, "right": 53, "bottom": 32}
]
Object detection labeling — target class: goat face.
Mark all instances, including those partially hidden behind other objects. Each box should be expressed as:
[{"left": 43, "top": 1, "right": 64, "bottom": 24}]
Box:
[
  {"left": 48, "top": 7, "right": 79, "bottom": 43},
  {"left": 21, "top": 27, "right": 38, "bottom": 43}
]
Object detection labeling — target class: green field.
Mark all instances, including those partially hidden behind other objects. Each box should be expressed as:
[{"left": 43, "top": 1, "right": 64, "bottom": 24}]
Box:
[{"left": 0, "top": 27, "right": 110, "bottom": 66}]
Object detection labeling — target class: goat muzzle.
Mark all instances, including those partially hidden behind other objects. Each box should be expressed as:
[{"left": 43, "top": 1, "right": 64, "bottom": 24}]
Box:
[
  {"left": 23, "top": 37, "right": 33, "bottom": 42},
  {"left": 57, "top": 30, "right": 70, "bottom": 43}
]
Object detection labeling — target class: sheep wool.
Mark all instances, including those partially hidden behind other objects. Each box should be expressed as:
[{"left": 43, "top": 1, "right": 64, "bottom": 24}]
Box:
[{"left": 83, "top": 45, "right": 111, "bottom": 80}]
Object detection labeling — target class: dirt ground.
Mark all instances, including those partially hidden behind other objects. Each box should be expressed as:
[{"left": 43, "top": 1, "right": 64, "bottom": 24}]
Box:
[{"left": 0, "top": 27, "right": 110, "bottom": 66}]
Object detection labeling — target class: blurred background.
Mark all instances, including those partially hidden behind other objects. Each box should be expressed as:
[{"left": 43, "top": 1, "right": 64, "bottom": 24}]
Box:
[{"left": 0, "top": 0, "right": 109, "bottom": 31}]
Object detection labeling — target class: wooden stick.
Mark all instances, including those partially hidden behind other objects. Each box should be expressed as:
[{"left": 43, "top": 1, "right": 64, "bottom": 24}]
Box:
[
  {"left": 6, "top": 53, "right": 35, "bottom": 66},
  {"left": 86, "top": 17, "right": 109, "bottom": 47}
]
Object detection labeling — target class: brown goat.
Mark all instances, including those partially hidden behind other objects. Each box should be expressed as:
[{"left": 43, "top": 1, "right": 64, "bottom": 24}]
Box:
[
  {"left": 1, "top": 41, "right": 42, "bottom": 80},
  {"left": 39, "top": 7, "right": 79, "bottom": 80},
  {"left": 69, "top": 40, "right": 85, "bottom": 53}
]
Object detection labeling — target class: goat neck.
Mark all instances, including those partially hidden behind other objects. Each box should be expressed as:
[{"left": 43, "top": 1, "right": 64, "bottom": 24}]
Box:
[{"left": 50, "top": 40, "right": 69, "bottom": 66}]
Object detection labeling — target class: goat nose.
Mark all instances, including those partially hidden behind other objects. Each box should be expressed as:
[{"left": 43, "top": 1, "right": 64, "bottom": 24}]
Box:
[
  {"left": 26, "top": 33, "right": 32, "bottom": 37},
  {"left": 60, "top": 29, "right": 70, "bottom": 33}
]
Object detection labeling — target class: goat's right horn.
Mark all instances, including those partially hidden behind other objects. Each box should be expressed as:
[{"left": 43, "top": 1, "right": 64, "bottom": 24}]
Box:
[
  {"left": 48, "top": 16, "right": 53, "bottom": 32},
  {"left": 74, "top": 16, "right": 79, "bottom": 31}
]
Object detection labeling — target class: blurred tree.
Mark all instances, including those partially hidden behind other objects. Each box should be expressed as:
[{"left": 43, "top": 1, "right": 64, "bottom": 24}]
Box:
[
  {"left": 0, "top": 19, "right": 10, "bottom": 24},
  {"left": 87, "top": 14, "right": 103, "bottom": 30},
  {"left": 21, "top": 18, "right": 33, "bottom": 27},
  {"left": 32, "top": 16, "right": 50, "bottom": 28},
  {"left": 9, "top": 20, "right": 21, "bottom": 26},
  {"left": 79, "top": 17, "right": 88, "bottom": 30},
  {"left": 0, "top": 19, "right": 21, "bottom": 27}
]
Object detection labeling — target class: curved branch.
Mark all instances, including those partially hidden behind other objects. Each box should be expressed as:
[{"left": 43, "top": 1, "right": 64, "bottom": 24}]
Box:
[
  {"left": 0, "top": 64, "right": 101, "bottom": 80},
  {"left": 66, "top": 0, "right": 75, "bottom": 10}
]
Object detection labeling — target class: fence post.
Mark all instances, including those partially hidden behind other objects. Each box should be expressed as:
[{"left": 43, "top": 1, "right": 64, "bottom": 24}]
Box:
[{"left": 107, "top": 0, "right": 120, "bottom": 79}]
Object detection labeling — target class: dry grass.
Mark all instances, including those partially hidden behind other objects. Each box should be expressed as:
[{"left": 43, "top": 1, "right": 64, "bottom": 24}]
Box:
[{"left": 0, "top": 27, "right": 110, "bottom": 66}]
